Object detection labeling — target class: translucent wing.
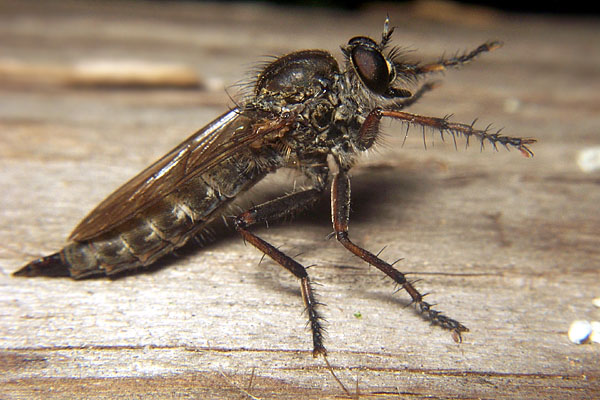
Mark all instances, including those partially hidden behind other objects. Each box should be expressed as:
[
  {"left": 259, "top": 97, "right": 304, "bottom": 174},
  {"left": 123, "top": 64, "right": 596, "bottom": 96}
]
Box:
[{"left": 70, "top": 108, "right": 292, "bottom": 241}]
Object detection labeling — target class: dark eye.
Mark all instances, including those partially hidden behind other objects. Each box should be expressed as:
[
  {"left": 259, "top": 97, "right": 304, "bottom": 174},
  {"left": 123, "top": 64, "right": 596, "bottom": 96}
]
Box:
[{"left": 351, "top": 44, "right": 390, "bottom": 95}]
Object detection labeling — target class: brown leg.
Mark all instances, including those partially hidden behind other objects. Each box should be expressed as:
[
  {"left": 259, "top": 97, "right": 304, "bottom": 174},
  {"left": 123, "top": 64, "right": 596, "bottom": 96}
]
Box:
[
  {"left": 411, "top": 41, "right": 503, "bottom": 75},
  {"left": 393, "top": 81, "right": 439, "bottom": 109},
  {"left": 331, "top": 169, "right": 469, "bottom": 339},
  {"left": 381, "top": 109, "right": 535, "bottom": 156},
  {"left": 234, "top": 188, "right": 327, "bottom": 356},
  {"left": 356, "top": 82, "right": 438, "bottom": 149},
  {"left": 359, "top": 107, "right": 535, "bottom": 157}
]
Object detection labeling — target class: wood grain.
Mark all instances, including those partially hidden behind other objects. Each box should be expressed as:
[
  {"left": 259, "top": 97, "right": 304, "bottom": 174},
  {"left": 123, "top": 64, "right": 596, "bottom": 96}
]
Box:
[{"left": 1, "top": 1, "right": 599, "bottom": 398}]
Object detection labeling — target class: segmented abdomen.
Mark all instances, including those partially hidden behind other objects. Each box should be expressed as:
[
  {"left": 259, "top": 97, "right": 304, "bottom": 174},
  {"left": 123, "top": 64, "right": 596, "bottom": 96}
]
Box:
[{"left": 62, "top": 154, "right": 263, "bottom": 278}]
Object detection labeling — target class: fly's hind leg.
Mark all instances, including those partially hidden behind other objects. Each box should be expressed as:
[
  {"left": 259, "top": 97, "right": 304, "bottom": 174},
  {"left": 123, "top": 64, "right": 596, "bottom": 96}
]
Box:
[
  {"left": 234, "top": 187, "right": 328, "bottom": 356},
  {"left": 331, "top": 169, "right": 469, "bottom": 340}
]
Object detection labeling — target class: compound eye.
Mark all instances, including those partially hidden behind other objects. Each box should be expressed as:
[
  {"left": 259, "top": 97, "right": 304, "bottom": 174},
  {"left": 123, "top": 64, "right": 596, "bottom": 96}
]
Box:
[{"left": 351, "top": 45, "right": 390, "bottom": 95}]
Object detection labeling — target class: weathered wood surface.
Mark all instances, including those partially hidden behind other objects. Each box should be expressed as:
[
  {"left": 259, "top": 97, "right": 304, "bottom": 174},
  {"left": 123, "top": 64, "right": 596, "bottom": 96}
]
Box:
[{"left": 1, "top": 1, "right": 599, "bottom": 398}]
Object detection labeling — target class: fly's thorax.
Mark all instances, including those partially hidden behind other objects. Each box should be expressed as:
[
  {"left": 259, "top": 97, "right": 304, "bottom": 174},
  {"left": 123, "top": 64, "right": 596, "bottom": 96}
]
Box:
[
  {"left": 249, "top": 48, "right": 342, "bottom": 152},
  {"left": 255, "top": 49, "right": 339, "bottom": 96},
  {"left": 248, "top": 45, "right": 385, "bottom": 169},
  {"left": 252, "top": 49, "right": 338, "bottom": 115},
  {"left": 248, "top": 92, "right": 340, "bottom": 168}
]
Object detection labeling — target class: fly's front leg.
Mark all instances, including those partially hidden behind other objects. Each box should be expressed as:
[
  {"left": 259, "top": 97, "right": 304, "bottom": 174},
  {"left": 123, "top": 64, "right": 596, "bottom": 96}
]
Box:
[
  {"left": 412, "top": 41, "right": 503, "bottom": 75},
  {"left": 233, "top": 188, "right": 327, "bottom": 356},
  {"left": 331, "top": 169, "right": 469, "bottom": 339},
  {"left": 359, "top": 107, "right": 536, "bottom": 156}
]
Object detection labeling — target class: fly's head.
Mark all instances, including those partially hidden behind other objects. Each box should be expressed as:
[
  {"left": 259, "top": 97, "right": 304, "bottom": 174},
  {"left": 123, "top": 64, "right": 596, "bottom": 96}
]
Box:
[
  {"left": 342, "top": 18, "right": 412, "bottom": 102},
  {"left": 338, "top": 18, "right": 416, "bottom": 151}
]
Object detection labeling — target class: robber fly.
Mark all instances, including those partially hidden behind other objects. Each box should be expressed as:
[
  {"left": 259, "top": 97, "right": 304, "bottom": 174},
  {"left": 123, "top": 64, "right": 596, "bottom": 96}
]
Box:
[{"left": 14, "top": 19, "right": 534, "bottom": 357}]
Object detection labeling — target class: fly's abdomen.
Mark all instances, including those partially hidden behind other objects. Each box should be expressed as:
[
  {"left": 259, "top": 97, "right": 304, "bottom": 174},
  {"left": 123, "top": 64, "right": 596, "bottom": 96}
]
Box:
[{"left": 55, "top": 155, "right": 262, "bottom": 279}]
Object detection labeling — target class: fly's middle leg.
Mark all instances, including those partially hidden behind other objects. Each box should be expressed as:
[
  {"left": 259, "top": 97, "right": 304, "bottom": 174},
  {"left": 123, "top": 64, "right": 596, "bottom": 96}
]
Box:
[
  {"left": 234, "top": 188, "right": 327, "bottom": 356},
  {"left": 331, "top": 170, "right": 469, "bottom": 340}
]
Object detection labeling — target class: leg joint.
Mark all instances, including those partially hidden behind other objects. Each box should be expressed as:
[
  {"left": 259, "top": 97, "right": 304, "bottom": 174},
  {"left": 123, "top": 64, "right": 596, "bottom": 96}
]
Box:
[
  {"left": 335, "top": 231, "right": 349, "bottom": 243},
  {"left": 233, "top": 210, "right": 254, "bottom": 231}
]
